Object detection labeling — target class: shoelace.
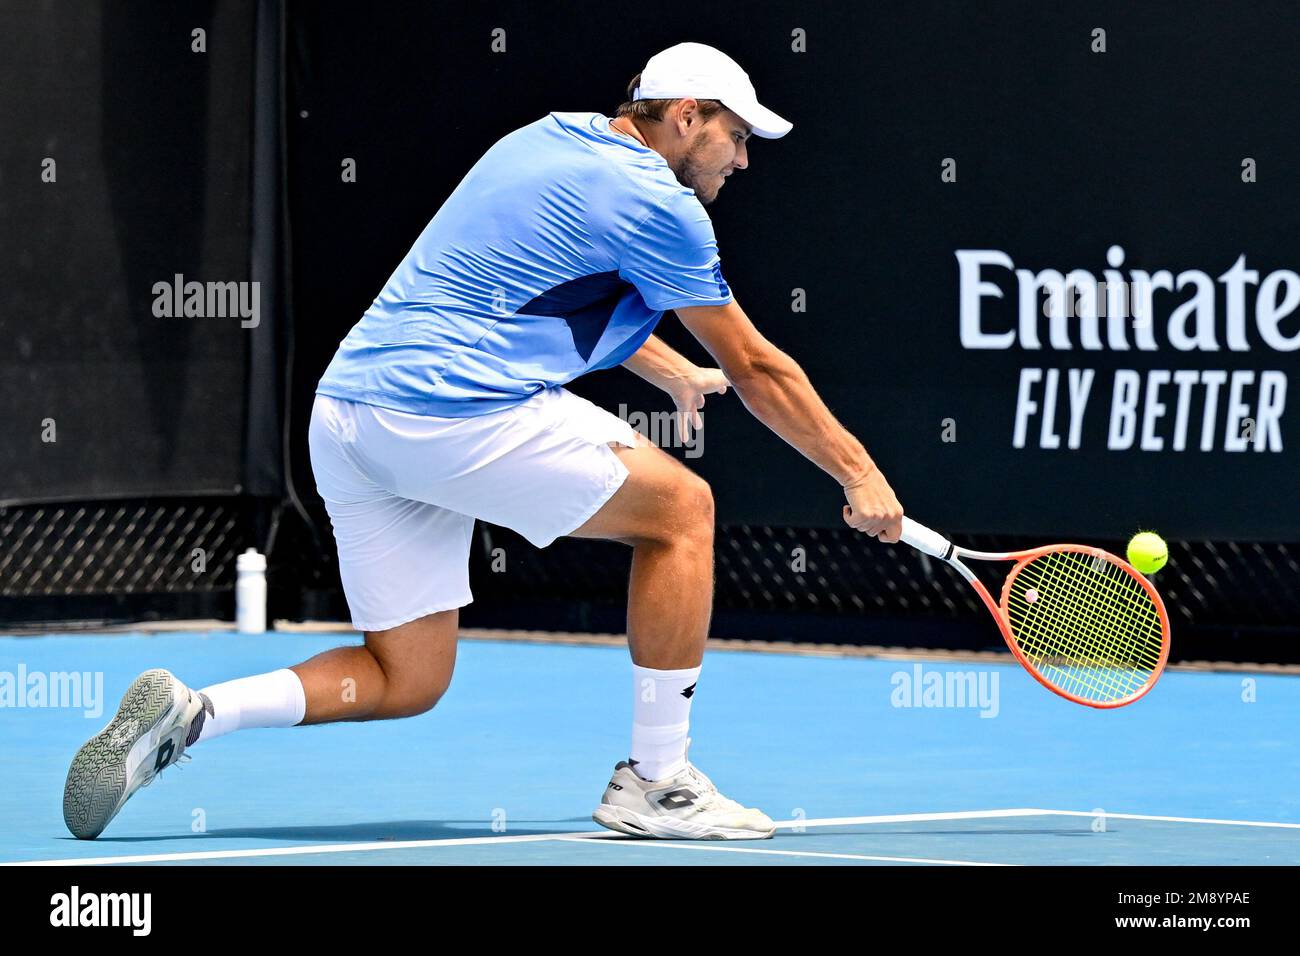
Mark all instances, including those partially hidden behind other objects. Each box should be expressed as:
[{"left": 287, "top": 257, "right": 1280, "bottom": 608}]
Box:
[
  {"left": 680, "top": 763, "right": 746, "bottom": 813},
  {"left": 140, "top": 752, "right": 192, "bottom": 790}
]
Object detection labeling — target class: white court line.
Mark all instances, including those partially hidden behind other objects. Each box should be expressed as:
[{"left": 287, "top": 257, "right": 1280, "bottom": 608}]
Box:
[
  {"left": 4, "top": 831, "right": 614, "bottom": 867},
  {"left": 558, "top": 837, "right": 1011, "bottom": 866},
  {"left": 8, "top": 807, "right": 1297, "bottom": 865},
  {"left": 1024, "top": 809, "right": 1300, "bottom": 830},
  {"left": 771, "top": 808, "right": 1300, "bottom": 830},
  {"left": 771, "top": 808, "right": 1048, "bottom": 828}
]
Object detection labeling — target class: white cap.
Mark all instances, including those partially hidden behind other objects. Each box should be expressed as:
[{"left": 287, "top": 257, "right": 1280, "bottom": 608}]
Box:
[
  {"left": 237, "top": 547, "right": 266, "bottom": 573},
  {"left": 632, "top": 42, "right": 792, "bottom": 139}
]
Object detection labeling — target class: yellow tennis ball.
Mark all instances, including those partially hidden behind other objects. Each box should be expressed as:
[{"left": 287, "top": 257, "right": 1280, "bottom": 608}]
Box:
[{"left": 1126, "top": 532, "right": 1168, "bottom": 574}]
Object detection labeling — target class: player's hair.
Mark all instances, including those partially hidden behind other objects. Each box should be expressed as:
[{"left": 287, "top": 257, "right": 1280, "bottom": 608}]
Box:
[{"left": 615, "top": 73, "right": 727, "bottom": 124}]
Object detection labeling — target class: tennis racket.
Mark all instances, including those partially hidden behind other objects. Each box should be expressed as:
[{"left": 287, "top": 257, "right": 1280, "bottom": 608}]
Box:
[{"left": 899, "top": 517, "right": 1171, "bottom": 708}]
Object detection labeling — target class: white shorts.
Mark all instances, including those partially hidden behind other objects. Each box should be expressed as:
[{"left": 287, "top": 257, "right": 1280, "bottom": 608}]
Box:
[{"left": 308, "top": 387, "right": 639, "bottom": 632}]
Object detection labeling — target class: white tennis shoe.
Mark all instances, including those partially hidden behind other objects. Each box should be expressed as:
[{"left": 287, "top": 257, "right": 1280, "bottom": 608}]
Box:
[
  {"left": 63, "top": 669, "right": 209, "bottom": 839},
  {"left": 593, "top": 757, "right": 776, "bottom": 840}
]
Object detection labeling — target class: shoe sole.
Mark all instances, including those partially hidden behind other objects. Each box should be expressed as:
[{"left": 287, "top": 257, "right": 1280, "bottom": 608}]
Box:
[
  {"left": 62, "top": 669, "right": 186, "bottom": 840},
  {"left": 592, "top": 804, "right": 776, "bottom": 841}
]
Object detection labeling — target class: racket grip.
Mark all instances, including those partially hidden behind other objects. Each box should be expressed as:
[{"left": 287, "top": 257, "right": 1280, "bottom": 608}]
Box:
[{"left": 900, "top": 517, "right": 954, "bottom": 559}]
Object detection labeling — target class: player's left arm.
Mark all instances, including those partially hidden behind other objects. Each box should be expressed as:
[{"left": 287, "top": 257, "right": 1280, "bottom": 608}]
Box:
[{"left": 622, "top": 334, "right": 729, "bottom": 440}]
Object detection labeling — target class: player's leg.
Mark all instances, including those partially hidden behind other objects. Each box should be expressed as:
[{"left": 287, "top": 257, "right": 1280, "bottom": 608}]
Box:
[
  {"left": 291, "top": 609, "right": 459, "bottom": 723},
  {"left": 62, "top": 611, "right": 462, "bottom": 839},
  {"left": 63, "top": 396, "right": 470, "bottom": 839},
  {"left": 409, "top": 385, "right": 773, "bottom": 839},
  {"left": 568, "top": 440, "right": 773, "bottom": 839},
  {"left": 571, "top": 434, "right": 715, "bottom": 669},
  {"left": 192, "top": 395, "right": 473, "bottom": 736},
  {"left": 306, "top": 386, "right": 770, "bottom": 840}
]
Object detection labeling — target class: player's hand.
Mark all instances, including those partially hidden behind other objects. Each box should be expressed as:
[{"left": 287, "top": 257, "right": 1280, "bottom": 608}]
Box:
[
  {"left": 669, "top": 367, "right": 730, "bottom": 442},
  {"left": 841, "top": 467, "right": 904, "bottom": 543}
]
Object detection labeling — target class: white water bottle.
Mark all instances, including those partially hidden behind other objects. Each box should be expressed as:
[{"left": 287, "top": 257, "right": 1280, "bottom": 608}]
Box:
[{"left": 236, "top": 548, "right": 267, "bottom": 634}]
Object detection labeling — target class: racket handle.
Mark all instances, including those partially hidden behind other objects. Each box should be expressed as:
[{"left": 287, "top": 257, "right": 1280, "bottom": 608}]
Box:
[{"left": 901, "top": 517, "right": 954, "bottom": 559}]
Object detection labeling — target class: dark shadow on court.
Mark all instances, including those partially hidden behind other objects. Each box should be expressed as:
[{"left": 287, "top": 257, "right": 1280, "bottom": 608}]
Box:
[{"left": 58, "top": 818, "right": 600, "bottom": 844}]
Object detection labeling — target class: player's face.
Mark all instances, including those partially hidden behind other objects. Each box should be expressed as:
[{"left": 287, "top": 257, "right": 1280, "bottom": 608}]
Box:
[{"left": 674, "top": 110, "right": 751, "bottom": 205}]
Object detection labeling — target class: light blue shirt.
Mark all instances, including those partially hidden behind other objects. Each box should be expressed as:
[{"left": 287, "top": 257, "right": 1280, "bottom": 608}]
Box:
[{"left": 316, "top": 111, "right": 733, "bottom": 417}]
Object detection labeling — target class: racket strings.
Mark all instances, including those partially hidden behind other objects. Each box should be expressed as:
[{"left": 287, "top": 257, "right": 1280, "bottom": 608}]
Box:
[
  {"left": 1029, "top": 556, "right": 1152, "bottom": 700},
  {"left": 1004, "top": 550, "right": 1164, "bottom": 704},
  {"left": 1013, "top": 556, "right": 1162, "bottom": 701},
  {"left": 1038, "top": 555, "right": 1157, "bottom": 677},
  {"left": 1026, "top": 555, "right": 1163, "bottom": 694}
]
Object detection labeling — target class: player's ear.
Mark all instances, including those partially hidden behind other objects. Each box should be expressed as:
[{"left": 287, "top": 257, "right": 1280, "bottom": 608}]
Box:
[
  {"left": 673, "top": 100, "right": 690, "bottom": 133},
  {"left": 677, "top": 99, "right": 702, "bottom": 134}
]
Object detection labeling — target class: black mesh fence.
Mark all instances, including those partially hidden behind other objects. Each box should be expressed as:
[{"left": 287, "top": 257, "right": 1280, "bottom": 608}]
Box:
[
  {"left": 0, "top": 498, "right": 255, "bottom": 628},
  {"left": 465, "top": 524, "right": 1300, "bottom": 663},
  {"left": 0, "top": 500, "right": 246, "bottom": 597},
  {"left": 0, "top": 498, "right": 1295, "bottom": 662},
  {"left": 468, "top": 523, "right": 1300, "bottom": 630}
]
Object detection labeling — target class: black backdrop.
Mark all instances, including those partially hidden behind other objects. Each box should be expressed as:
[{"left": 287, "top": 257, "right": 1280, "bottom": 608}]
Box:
[
  {"left": 284, "top": 0, "right": 1299, "bottom": 544},
  {"left": 0, "top": 0, "right": 257, "bottom": 503},
  {"left": 0, "top": 1, "right": 1294, "bottom": 645},
  {"left": 2, "top": 1, "right": 1294, "bottom": 646}
]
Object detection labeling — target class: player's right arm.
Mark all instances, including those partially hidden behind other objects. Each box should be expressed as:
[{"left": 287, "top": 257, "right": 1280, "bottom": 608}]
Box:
[{"left": 674, "top": 299, "right": 904, "bottom": 542}]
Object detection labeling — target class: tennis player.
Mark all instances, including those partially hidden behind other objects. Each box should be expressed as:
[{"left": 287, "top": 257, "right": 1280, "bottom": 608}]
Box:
[{"left": 63, "top": 42, "right": 903, "bottom": 841}]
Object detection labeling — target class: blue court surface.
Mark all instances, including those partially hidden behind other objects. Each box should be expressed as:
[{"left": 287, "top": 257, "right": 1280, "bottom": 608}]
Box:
[{"left": 2, "top": 631, "right": 1298, "bottom": 866}]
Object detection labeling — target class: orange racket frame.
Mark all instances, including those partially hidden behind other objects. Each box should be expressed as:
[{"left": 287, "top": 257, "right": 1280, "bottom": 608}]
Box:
[{"left": 900, "top": 517, "right": 1172, "bottom": 708}]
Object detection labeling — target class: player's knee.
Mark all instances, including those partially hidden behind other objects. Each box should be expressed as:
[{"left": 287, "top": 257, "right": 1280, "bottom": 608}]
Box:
[
  {"left": 671, "top": 472, "right": 715, "bottom": 548},
  {"left": 380, "top": 670, "right": 453, "bottom": 719},
  {"left": 383, "top": 682, "right": 450, "bottom": 719}
]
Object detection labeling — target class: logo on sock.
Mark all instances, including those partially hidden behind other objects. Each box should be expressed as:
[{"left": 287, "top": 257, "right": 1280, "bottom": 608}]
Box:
[{"left": 680, "top": 683, "right": 696, "bottom": 699}]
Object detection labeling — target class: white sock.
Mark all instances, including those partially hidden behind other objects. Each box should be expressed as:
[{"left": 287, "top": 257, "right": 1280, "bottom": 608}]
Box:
[
  {"left": 630, "top": 663, "right": 700, "bottom": 781},
  {"left": 191, "top": 669, "right": 307, "bottom": 745}
]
